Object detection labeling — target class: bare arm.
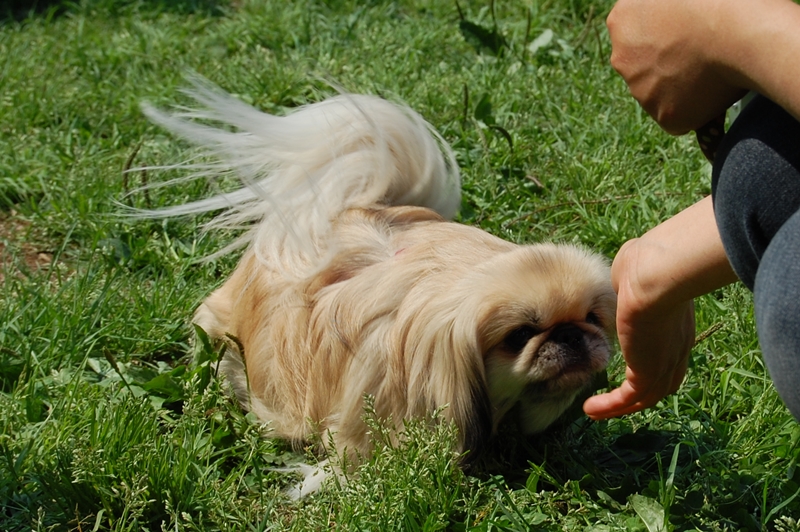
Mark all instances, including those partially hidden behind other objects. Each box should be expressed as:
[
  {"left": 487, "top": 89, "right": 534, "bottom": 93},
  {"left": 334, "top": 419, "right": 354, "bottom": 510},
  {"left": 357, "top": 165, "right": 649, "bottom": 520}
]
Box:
[
  {"left": 583, "top": 196, "right": 739, "bottom": 419},
  {"left": 722, "top": 0, "right": 800, "bottom": 122},
  {"left": 607, "top": 0, "right": 800, "bottom": 134},
  {"left": 584, "top": 0, "right": 800, "bottom": 418}
]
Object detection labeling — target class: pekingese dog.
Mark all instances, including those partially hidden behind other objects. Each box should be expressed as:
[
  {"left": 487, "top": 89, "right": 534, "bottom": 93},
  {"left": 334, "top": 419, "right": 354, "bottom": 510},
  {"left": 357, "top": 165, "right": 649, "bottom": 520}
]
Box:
[{"left": 139, "top": 79, "right": 616, "bottom": 496}]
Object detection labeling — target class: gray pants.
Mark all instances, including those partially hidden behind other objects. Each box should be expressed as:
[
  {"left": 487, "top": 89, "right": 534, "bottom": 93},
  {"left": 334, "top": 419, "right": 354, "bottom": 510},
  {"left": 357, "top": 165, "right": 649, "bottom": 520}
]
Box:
[{"left": 712, "top": 94, "right": 800, "bottom": 420}]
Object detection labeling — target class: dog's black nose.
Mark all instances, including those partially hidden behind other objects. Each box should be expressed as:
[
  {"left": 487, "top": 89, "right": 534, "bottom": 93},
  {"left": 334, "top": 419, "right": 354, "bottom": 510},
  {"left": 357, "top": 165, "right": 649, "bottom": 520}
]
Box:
[{"left": 550, "top": 324, "right": 584, "bottom": 350}]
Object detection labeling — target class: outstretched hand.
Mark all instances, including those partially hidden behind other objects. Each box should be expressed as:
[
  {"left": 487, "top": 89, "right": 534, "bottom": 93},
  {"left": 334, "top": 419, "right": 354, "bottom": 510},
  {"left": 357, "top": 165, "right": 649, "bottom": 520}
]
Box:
[
  {"left": 584, "top": 197, "right": 738, "bottom": 420},
  {"left": 584, "top": 241, "right": 695, "bottom": 419}
]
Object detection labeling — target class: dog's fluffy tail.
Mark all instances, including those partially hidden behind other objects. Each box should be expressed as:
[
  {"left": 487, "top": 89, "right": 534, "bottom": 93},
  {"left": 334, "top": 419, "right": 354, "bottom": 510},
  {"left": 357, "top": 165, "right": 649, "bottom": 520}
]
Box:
[{"left": 137, "top": 78, "right": 460, "bottom": 269}]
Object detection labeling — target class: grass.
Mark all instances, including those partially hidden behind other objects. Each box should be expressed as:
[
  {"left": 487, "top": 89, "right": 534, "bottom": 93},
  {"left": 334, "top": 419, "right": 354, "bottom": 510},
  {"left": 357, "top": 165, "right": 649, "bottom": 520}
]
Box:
[{"left": 1, "top": 0, "right": 799, "bottom": 530}]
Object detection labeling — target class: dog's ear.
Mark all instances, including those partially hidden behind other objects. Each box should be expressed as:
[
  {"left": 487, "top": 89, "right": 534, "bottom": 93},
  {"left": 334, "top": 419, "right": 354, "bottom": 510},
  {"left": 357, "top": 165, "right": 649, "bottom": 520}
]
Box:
[
  {"left": 455, "top": 361, "right": 493, "bottom": 466},
  {"left": 404, "top": 312, "right": 493, "bottom": 463},
  {"left": 436, "top": 328, "right": 493, "bottom": 465}
]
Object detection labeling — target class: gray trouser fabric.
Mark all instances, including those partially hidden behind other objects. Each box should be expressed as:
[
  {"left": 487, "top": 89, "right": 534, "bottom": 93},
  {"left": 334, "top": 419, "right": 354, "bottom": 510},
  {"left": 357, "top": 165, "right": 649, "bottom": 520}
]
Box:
[{"left": 712, "top": 94, "right": 800, "bottom": 420}]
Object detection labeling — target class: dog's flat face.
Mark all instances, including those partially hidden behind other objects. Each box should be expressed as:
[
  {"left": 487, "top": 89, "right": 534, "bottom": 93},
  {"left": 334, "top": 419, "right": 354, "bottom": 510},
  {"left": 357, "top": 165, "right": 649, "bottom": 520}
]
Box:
[{"left": 470, "top": 244, "right": 616, "bottom": 435}]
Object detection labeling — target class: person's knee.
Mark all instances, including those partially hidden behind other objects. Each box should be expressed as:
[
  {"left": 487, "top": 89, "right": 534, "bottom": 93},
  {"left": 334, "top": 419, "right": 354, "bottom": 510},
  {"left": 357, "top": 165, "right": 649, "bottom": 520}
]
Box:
[
  {"left": 713, "top": 138, "right": 781, "bottom": 289},
  {"left": 712, "top": 96, "right": 800, "bottom": 290}
]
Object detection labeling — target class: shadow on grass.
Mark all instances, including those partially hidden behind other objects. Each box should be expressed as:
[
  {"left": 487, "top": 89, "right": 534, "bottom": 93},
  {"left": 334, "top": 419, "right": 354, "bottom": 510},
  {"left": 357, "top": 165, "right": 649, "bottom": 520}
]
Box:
[{"left": 479, "top": 419, "right": 683, "bottom": 494}]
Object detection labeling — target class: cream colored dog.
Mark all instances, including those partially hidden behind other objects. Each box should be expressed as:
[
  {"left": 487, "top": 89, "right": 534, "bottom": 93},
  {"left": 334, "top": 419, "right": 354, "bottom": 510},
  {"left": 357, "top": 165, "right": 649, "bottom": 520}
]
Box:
[{"left": 141, "top": 80, "right": 616, "bottom": 495}]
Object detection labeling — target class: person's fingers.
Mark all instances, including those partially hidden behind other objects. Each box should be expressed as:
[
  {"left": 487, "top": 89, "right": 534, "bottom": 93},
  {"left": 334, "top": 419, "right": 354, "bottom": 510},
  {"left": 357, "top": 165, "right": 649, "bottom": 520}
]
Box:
[
  {"left": 583, "top": 380, "right": 662, "bottom": 419},
  {"left": 584, "top": 355, "right": 689, "bottom": 420},
  {"left": 584, "top": 393, "right": 656, "bottom": 420}
]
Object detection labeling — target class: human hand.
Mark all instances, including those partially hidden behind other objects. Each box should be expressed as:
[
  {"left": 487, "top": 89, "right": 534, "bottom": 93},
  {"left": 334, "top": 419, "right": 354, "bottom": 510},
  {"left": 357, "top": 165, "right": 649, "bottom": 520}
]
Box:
[
  {"left": 583, "top": 197, "right": 737, "bottom": 419},
  {"left": 583, "top": 239, "right": 695, "bottom": 419},
  {"left": 607, "top": 0, "right": 748, "bottom": 134}
]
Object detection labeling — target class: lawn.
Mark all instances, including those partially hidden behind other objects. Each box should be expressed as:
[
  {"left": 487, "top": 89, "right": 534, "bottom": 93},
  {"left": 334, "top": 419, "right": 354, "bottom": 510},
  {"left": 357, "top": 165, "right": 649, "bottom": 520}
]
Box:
[{"left": 1, "top": 0, "right": 799, "bottom": 530}]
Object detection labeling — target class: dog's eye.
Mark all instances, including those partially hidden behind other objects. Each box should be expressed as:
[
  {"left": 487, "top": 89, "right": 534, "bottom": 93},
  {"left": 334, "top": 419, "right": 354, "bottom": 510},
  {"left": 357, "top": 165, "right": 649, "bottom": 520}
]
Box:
[
  {"left": 585, "top": 312, "right": 601, "bottom": 326},
  {"left": 503, "top": 325, "right": 539, "bottom": 353}
]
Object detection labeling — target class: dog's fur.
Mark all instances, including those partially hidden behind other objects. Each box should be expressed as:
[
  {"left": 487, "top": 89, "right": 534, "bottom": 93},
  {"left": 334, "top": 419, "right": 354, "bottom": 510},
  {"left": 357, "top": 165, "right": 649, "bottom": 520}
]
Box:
[{"left": 140, "top": 80, "right": 616, "bottom": 494}]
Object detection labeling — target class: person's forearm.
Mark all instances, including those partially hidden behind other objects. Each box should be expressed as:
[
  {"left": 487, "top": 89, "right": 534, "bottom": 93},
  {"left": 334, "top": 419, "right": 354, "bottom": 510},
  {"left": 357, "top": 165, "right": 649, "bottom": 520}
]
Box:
[
  {"left": 606, "top": 0, "right": 800, "bottom": 134},
  {"left": 716, "top": 0, "right": 800, "bottom": 123},
  {"left": 614, "top": 196, "right": 739, "bottom": 314}
]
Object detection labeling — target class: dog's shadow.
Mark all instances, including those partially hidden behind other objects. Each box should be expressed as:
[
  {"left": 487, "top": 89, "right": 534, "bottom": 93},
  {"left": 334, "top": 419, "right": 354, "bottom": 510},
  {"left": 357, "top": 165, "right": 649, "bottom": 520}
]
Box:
[{"left": 475, "top": 405, "right": 687, "bottom": 506}]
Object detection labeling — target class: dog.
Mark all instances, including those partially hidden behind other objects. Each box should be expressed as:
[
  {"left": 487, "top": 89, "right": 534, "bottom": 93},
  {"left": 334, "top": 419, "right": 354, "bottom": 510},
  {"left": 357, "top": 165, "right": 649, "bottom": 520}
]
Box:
[{"left": 139, "top": 79, "right": 616, "bottom": 496}]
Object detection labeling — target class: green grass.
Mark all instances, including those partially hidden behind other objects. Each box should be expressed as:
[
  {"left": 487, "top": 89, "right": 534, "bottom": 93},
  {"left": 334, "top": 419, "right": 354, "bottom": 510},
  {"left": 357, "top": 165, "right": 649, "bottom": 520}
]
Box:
[{"left": 2, "top": 0, "right": 799, "bottom": 530}]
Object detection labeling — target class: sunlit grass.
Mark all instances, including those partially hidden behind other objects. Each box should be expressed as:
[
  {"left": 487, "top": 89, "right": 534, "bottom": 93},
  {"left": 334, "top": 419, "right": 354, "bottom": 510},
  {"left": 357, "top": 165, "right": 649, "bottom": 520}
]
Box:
[{"left": 1, "top": 1, "right": 798, "bottom": 530}]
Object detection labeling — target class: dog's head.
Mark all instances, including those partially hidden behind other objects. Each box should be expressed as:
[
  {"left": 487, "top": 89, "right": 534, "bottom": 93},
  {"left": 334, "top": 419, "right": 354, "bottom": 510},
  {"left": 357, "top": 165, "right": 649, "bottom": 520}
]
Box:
[
  {"left": 404, "top": 243, "right": 615, "bottom": 460},
  {"left": 477, "top": 244, "right": 616, "bottom": 435}
]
